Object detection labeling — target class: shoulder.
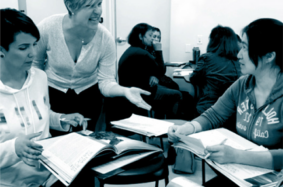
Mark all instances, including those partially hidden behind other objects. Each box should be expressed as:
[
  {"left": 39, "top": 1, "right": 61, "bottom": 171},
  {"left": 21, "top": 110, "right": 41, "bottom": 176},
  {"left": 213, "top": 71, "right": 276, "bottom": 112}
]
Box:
[
  {"left": 97, "top": 24, "right": 114, "bottom": 42},
  {"left": 37, "top": 14, "right": 65, "bottom": 31},
  {"left": 31, "top": 67, "right": 48, "bottom": 82}
]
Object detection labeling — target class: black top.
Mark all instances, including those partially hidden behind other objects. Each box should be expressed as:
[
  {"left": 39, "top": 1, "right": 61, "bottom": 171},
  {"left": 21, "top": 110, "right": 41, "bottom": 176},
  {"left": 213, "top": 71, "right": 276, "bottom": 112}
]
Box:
[
  {"left": 118, "top": 46, "right": 165, "bottom": 92},
  {"left": 190, "top": 52, "right": 241, "bottom": 114}
]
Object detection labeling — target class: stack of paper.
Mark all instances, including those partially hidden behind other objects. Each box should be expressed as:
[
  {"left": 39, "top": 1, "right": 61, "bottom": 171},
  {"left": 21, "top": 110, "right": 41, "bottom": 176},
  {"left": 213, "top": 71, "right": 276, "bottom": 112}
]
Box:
[{"left": 111, "top": 114, "right": 174, "bottom": 137}]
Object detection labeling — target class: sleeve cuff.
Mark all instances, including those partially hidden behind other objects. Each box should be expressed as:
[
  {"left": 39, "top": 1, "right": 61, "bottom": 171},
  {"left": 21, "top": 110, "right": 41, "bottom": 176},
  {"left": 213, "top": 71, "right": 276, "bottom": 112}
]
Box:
[
  {"left": 193, "top": 115, "right": 212, "bottom": 131},
  {"left": 270, "top": 149, "right": 283, "bottom": 170}
]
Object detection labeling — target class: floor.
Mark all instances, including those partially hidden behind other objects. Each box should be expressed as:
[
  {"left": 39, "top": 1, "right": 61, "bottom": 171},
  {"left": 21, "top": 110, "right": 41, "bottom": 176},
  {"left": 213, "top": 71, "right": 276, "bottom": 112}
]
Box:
[{"left": 95, "top": 136, "right": 217, "bottom": 187}]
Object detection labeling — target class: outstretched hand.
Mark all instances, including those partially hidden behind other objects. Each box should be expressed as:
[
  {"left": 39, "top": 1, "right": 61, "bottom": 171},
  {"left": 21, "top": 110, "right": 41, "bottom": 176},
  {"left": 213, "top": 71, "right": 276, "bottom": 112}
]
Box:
[{"left": 124, "top": 87, "right": 152, "bottom": 111}]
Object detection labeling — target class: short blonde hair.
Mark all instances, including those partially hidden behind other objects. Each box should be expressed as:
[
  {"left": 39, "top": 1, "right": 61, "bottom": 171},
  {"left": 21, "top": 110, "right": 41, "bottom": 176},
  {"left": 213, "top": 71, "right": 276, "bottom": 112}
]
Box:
[{"left": 64, "top": 0, "right": 95, "bottom": 16}]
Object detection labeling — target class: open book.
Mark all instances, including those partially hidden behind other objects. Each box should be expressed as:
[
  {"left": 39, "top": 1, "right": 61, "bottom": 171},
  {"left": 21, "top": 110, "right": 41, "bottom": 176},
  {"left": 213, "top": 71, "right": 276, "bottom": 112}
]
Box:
[
  {"left": 173, "top": 128, "right": 283, "bottom": 187},
  {"left": 36, "top": 131, "right": 162, "bottom": 186},
  {"left": 111, "top": 114, "right": 174, "bottom": 137}
]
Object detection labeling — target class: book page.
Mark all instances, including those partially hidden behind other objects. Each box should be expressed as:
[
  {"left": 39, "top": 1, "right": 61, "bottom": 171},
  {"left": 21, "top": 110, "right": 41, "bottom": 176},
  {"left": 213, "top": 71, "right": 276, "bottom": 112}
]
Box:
[
  {"left": 215, "top": 162, "right": 273, "bottom": 180},
  {"left": 92, "top": 151, "right": 158, "bottom": 174},
  {"left": 190, "top": 130, "right": 245, "bottom": 150},
  {"left": 113, "top": 137, "right": 161, "bottom": 155},
  {"left": 111, "top": 114, "right": 173, "bottom": 136},
  {"left": 40, "top": 133, "right": 113, "bottom": 180}
]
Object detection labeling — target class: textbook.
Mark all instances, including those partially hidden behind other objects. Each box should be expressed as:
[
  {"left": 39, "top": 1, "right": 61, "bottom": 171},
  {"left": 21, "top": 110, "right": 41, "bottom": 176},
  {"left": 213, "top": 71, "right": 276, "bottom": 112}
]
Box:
[
  {"left": 173, "top": 128, "right": 283, "bottom": 187},
  {"left": 111, "top": 114, "right": 174, "bottom": 137},
  {"left": 36, "top": 131, "right": 162, "bottom": 186}
]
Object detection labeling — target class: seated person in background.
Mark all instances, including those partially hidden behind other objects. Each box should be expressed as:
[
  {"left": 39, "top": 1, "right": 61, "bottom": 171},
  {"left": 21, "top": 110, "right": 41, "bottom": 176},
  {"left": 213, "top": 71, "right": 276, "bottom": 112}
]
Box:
[
  {"left": 118, "top": 23, "right": 182, "bottom": 118},
  {"left": 33, "top": 0, "right": 151, "bottom": 135},
  {"left": 169, "top": 18, "right": 283, "bottom": 185},
  {"left": 147, "top": 27, "right": 179, "bottom": 90},
  {"left": 0, "top": 8, "right": 91, "bottom": 187},
  {"left": 183, "top": 25, "right": 241, "bottom": 120}
]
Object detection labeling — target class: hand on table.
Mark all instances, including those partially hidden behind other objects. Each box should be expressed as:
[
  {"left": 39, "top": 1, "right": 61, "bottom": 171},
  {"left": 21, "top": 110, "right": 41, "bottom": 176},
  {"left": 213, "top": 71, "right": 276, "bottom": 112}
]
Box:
[
  {"left": 124, "top": 87, "right": 152, "bottom": 111},
  {"left": 149, "top": 76, "right": 159, "bottom": 87},
  {"left": 15, "top": 132, "right": 43, "bottom": 167},
  {"left": 168, "top": 122, "right": 196, "bottom": 143}
]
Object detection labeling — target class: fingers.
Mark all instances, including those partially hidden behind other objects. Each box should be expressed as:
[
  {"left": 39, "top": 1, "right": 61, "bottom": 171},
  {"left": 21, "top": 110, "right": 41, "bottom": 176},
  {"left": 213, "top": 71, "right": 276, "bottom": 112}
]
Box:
[
  {"left": 27, "top": 131, "right": 42, "bottom": 140},
  {"left": 139, "top": 89, "right": 151, "bottom": 96},
  {"left": 206, "top": 145, "right": 222, "bottom": 152},
  {"left": 29, "top": 141, "right": 43, "bottom": 151},
  {"left": 137, "top": 100, "right": 151, "bottom": 111},
  {"left": 168, "top": 126, "right": 180, "bottom": 143}
]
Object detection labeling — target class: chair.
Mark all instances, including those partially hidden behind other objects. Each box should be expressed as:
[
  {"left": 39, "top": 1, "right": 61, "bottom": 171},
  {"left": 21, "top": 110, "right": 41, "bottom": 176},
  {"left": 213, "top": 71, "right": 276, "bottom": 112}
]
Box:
[{"left": 97, "top": 152, "right": 169, "bottom": 187}]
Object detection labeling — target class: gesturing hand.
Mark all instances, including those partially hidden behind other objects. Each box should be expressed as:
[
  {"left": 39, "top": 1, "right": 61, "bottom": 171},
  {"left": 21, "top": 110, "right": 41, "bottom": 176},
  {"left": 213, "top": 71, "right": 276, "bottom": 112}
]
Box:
[
  {"left": 205, "top": 145, "right": 237, "bottom": 164},
  {"left": 15, "top": 132, "right": 43, "bottom": 167},
  {"left": 60, "top": 113, "right": 84, "bottom": 128},
  {"left": 149, "top": 76, "right": 159, "bottom": 87},
  {"left": 124, "top": 87, "right": 152, "bottom": 111}
]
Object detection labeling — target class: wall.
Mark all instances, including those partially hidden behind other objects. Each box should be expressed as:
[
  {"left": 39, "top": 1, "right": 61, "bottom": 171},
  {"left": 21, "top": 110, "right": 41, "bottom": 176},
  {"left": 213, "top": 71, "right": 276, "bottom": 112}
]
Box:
[
  {"left": 0, "top": 0, "right": 18, "bottom": 9},
  {"left": 115, "top": 0, "right": 171, "bottom": 62},
  {"left": 169, "top": 0, "right": 283, "bottom": 62},
  {"left": 25, "top": 0, "right": 107, "bottom": 25}
]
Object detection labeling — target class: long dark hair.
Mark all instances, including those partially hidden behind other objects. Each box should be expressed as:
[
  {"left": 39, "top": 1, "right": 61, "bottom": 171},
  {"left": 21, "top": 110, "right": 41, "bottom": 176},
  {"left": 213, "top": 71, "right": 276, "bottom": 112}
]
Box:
[
  {"left": 128, "top": 23, "right": 153, "bottom": 47},
  {"left": 207, "top": 25, "right": 239, "bottom": 60},
  {"left": 242, "top": 18, "right": 283, "bottom": 72}
]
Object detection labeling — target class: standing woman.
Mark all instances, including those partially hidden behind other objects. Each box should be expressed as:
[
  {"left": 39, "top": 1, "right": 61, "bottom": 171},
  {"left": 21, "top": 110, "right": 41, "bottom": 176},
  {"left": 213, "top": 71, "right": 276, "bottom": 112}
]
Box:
[
  {"left": 0, "top": 8, "right": 90, "bottom": 187},
  {"left": 168, "top": 18, "right": 283, "bottom": 185},
  {"left": 33, "top": 0, "right": 151, "bottom": 134}
]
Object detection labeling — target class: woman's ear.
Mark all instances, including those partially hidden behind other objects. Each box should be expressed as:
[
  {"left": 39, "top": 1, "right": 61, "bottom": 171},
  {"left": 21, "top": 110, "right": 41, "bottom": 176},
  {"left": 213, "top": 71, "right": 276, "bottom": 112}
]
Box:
[
  {"left": 0, "top": 47, "right": 6, "bottom": 58},
  {"left": 139, "top": 34, "right": 143, "bottom": 41},
  {"left": 265, "top": 52, "right": 276, "bottom": 64},
  {"left": 66, "top": 1, "right": 75, "bottom": 15}
]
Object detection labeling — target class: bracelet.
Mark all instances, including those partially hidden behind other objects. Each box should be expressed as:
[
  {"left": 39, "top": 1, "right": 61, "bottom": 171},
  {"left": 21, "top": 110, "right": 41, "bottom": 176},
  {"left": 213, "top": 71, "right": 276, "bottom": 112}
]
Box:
[{"left": 190, "top": 122, "right": 197, "bottom": 134}]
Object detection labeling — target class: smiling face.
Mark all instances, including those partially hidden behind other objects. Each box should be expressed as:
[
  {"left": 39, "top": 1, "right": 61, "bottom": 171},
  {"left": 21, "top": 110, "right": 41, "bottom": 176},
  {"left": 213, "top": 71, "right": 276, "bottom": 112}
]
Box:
[
  {"left": 72, "top": 0, "right": 102, "bottom": 29},
  {"left": 152, "top": 31, "right": 161, "bottom": 42},
  {"left": 1, "top": 32, "right": 37, "bottom": 72},
  {"left": 140, "top": 30, "right": 153, "bottom": 47},
  {"left": 237, "top": 33, "right": 257, "bottom": 75}
]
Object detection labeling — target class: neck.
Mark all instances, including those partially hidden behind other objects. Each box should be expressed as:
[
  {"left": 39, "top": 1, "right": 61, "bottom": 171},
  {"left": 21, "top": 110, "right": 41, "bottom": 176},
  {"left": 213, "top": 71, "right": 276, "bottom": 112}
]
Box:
[
  {"left": 0, "top": 61, "right": 27, "bottom": 86},
  {"left": 64, "top": 15, "right": 97, "bottom": 38},
  {"left": 254, "top": 67, "right": 280, "bottom": 93}
]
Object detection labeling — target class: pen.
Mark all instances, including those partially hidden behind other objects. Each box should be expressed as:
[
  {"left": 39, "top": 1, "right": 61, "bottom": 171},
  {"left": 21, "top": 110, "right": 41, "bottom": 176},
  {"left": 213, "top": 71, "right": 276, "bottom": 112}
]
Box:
[{"left": 204, "top": 138, "right": 227, "bottom": 159}]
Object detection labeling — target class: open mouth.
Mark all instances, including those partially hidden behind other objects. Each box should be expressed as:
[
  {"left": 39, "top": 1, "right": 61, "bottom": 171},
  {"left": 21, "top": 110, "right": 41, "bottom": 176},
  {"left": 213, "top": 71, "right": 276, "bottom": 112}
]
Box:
[{"left": 89, "top": 17, "right": 99, "bottom": 21}]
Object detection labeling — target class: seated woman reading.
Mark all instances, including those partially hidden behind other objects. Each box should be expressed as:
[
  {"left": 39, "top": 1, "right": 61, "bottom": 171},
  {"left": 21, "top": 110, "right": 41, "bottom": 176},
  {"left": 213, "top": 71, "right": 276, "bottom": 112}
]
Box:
[
  {"left": 168, "top": 18, "right": 283, "bottom": 185},
  {"left": 0, "top": 8, "right": 91, "bottom": 187}
]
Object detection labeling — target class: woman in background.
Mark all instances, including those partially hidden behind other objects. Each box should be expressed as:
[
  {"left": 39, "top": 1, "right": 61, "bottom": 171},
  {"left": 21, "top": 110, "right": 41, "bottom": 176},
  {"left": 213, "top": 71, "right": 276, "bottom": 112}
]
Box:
[
  {"left": 33, "top": 0, "right": 151, "bottom": 135},
  {"left": 118, "top": 23, "right": 182, "bottom": 118},
  {"left": 0, "top": 8, "right": 90, "bottom": 187},
  {"left": 169, "top": 18, "right": 283, "bottom": 186},
  {"left": 184, "top": 25, "right": 241, "bottom": 120}
]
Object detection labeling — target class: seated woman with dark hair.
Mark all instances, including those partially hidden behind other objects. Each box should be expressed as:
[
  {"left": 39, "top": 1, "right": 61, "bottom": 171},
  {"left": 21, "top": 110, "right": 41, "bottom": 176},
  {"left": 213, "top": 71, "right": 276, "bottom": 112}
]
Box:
[
  {"left": 117, "top": 23, "right": 182, "bottom": 118},
  {"left": 0, "top": 8, "right": 92, "bottom": 187},
  {"left": 185, "top": 25, "right": 241, "bottom": 120},
  {"left": 169, "top": 18, "right": 283, "bottom": 186}
]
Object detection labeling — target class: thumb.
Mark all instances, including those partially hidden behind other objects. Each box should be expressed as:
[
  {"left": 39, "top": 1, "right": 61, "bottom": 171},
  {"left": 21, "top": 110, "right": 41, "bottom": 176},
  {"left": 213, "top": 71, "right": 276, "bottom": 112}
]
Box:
[
  {"left": 206, "top": 145, "right": 222, "bottom": 152},
  {"left": 27, "top": 131, "right": 42, "bottom": 140},
  {"left": 139, "top": 89, "right": 151, "bottom": 96}
]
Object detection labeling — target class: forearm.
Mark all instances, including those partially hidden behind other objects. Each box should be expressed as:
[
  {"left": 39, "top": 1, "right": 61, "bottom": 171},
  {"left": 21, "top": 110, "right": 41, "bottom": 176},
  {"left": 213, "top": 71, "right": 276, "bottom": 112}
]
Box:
[
  {"left": 233, "top": 149, "right": 274, "bottom": 169},
  {"left": 108, "top": 84, "right": 128, "bottom": 97},
  {"left": 155, "top": 51, "right": 166, "bottom": 75}
]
